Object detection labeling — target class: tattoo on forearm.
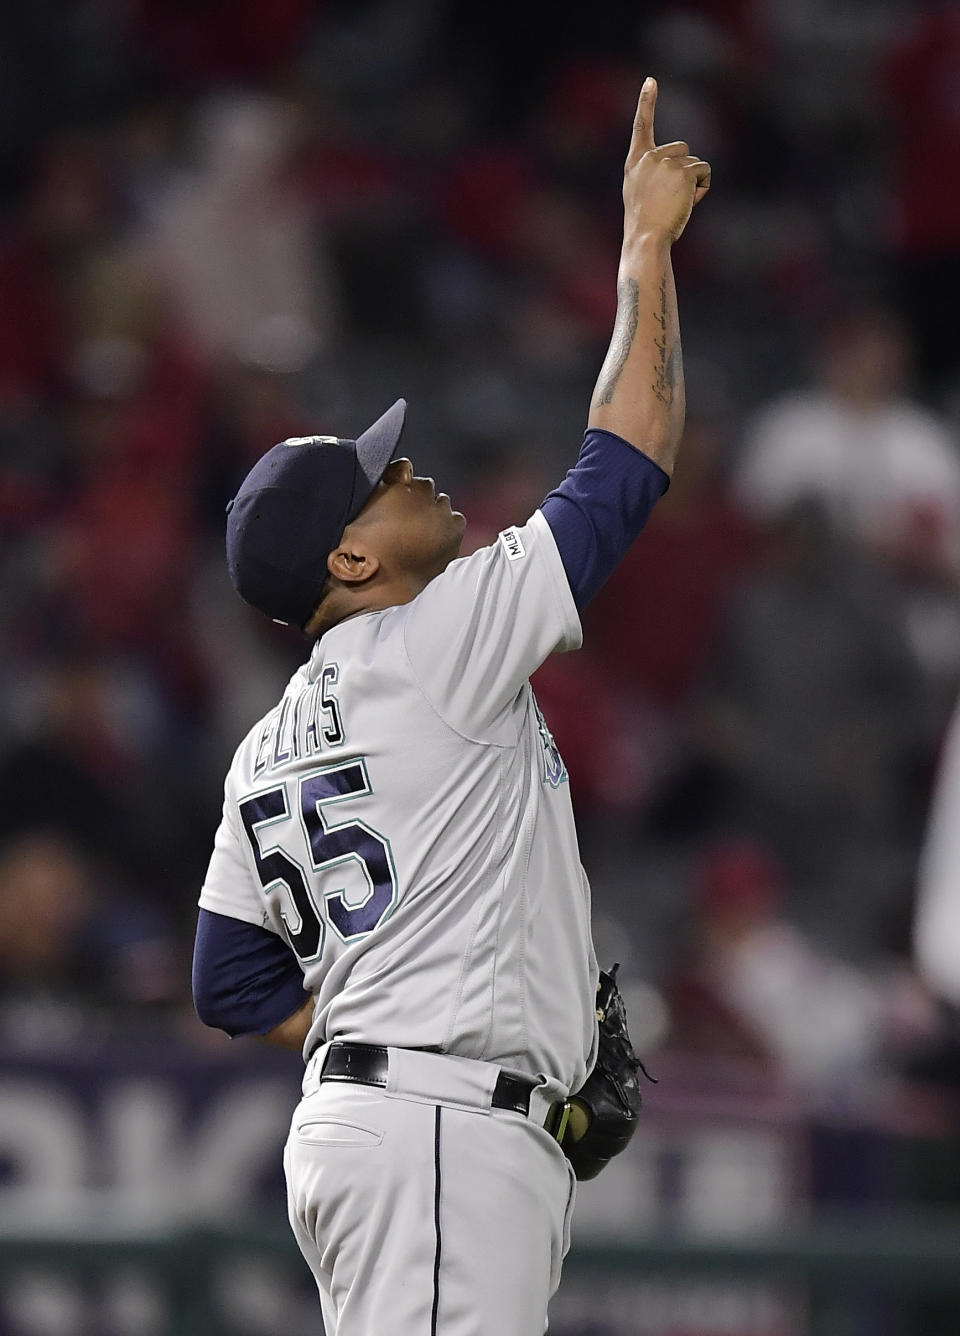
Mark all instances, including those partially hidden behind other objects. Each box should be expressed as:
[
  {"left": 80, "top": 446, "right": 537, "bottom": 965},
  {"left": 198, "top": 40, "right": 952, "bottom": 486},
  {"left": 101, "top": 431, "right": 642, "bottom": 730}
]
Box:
[
  {"left": 666, "top": 338, "right": 682, "bottom": 398},
  {"left": 651, "top": 275, "right": 680, "bottom": 406},
  {"left": 594, "top": 276, "right": 639, "bottom": 405}
]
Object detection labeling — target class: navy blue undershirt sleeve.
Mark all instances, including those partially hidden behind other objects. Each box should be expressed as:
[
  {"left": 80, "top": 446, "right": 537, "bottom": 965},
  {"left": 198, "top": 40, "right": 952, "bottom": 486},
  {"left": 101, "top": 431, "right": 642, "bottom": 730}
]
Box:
[
  {"left": 192, "top": 907, "right": 308, "bottom": 1038},
  {"left": 540, "top": 428, "right": 670, "bottom": 610}
]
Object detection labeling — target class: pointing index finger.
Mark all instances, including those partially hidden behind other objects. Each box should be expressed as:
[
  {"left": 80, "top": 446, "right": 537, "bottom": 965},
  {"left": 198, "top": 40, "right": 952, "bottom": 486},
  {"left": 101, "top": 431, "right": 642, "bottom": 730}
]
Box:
[{"left": 632, "top": 76, "right": 658, "bottom": 154}]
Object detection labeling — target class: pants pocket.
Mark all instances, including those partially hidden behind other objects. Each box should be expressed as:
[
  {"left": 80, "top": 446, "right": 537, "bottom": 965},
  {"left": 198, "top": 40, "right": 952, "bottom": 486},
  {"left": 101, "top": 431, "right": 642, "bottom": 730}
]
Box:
[{"left": 294, "top": 1117, "right": 383, "bottom": 1147}]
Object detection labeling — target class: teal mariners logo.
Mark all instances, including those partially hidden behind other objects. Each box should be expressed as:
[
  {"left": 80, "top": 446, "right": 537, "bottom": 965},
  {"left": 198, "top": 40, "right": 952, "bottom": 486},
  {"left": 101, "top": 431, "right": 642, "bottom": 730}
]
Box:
[{"left": 533, "top": 697, "right": 568, "bottom": 788}]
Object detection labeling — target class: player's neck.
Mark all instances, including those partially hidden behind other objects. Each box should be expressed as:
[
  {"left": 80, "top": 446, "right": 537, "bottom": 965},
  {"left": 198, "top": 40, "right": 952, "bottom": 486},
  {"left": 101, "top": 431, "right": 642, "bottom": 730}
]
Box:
[{"left": 315, "top": 576, "right": 431, "bottom": 636}]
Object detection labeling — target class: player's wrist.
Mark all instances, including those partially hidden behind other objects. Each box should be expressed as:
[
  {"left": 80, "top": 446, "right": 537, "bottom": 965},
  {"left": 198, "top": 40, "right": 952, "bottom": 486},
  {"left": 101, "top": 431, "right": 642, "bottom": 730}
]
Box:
[{"left": 621, "top": 227, "right": 673, "bottom": 258}]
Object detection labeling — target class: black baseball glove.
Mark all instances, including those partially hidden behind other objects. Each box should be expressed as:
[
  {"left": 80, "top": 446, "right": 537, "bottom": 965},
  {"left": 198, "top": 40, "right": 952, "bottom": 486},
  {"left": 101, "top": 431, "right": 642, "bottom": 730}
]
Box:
[{"left": 560, "top": 964, "right": 652, "bottom": 1181}]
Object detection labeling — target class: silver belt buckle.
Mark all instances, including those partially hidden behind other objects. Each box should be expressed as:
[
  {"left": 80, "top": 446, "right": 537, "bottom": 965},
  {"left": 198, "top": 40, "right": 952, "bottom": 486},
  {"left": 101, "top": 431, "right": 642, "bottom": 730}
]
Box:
[{"left": 546, "top": 1098, "right": 571, "bottom": 1143}]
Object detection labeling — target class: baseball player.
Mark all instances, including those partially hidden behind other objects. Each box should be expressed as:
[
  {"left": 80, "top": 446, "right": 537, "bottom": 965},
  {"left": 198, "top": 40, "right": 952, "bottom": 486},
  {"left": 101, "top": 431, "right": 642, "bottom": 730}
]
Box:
[
  {"left": 916, "top": 696, "right": 960, "bottom": 1007},
  {"left": 193, "top": 78, "right": 709, "bottom": 1334}
]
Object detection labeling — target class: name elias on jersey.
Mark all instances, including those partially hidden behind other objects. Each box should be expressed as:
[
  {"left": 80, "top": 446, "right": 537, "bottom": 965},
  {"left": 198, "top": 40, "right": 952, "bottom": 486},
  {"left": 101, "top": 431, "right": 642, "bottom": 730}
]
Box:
[{"left": 253, "top": 663, "right": 345, "bottom": 777}]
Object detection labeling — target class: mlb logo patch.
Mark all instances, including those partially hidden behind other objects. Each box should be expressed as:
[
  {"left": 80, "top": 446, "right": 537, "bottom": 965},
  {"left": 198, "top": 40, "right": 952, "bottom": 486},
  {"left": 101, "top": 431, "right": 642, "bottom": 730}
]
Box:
[{"left": 499, "top": 527, "right": 526, "bottom": 562}]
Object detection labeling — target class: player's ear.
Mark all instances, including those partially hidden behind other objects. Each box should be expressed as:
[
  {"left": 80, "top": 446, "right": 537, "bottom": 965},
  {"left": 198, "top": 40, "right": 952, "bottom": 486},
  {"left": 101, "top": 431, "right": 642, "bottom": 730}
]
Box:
[{"left": 327, "top": 545, "right": 380, "bottom": 586}]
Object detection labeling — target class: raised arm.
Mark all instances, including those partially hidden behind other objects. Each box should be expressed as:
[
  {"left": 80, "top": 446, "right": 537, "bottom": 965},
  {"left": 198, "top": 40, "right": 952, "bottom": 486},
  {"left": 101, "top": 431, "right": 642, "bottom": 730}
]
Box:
[{"left": 588, "top": 77, "right": 710, "bottom": 476}]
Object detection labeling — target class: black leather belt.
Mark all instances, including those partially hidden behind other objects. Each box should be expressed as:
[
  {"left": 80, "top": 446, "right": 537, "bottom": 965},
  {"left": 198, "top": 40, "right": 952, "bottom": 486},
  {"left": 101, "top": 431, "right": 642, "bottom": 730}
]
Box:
[{"left": 319, "top": 1042, "right": 559, "bottom": 1127}]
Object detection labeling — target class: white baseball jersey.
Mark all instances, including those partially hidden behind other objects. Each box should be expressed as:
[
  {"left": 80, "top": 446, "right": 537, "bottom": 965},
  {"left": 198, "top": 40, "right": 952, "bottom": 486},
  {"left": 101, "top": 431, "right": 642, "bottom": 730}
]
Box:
[{"left": 199, "top": 509, "right": 598, "bottom": 1093}]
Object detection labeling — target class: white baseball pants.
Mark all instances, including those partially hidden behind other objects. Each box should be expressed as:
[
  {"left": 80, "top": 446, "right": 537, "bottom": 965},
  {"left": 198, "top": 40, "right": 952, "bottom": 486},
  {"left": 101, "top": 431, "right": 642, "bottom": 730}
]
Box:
[{"left": 284, "top": 1045, "right": 576, "bottom": 1335}]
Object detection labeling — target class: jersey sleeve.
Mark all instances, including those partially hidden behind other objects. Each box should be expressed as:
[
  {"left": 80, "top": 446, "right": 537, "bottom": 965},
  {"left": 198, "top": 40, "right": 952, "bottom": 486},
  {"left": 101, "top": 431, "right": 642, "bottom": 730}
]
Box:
[
  {"left": 540, "top": 428, "right": 670, "bottom": 609},
  {"left": 198, "top": 776, "right": 273, "bottom": 930},
  {"left": 401, "top": 508, "right": 582, "bottom": 741},
  {"left": 193, "top": 908, "right": 307, "bottom": 1037}
]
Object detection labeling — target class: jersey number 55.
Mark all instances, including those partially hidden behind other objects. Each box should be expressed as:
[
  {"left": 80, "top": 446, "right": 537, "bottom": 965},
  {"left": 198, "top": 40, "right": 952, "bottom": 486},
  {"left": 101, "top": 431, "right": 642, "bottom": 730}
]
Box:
[{"left": 238, "top": 759, "right": 399, "bottom": 962}]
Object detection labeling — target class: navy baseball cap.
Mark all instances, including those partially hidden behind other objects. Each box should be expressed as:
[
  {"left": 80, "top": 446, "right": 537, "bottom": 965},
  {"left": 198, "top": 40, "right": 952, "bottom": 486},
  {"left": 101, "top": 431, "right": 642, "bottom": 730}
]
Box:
[{"left": 225, "top": 398, "right": 407, "bottom": 627}]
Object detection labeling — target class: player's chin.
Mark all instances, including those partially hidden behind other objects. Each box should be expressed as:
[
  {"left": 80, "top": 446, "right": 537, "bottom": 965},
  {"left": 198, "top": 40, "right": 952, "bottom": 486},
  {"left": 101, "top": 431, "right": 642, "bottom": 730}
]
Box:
[
  {"left": 450, "top": 507, "right": 467, "bottom": 545},
  {"left": 440, "top": 508, "right": 467, "bottom": 562}
]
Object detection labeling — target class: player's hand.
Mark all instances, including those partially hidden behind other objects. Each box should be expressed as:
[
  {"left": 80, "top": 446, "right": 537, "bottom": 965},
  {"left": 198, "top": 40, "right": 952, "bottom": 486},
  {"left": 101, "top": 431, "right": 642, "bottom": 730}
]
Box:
[{"left": 623, "top": 77, "right": 710, "bottom": 245}]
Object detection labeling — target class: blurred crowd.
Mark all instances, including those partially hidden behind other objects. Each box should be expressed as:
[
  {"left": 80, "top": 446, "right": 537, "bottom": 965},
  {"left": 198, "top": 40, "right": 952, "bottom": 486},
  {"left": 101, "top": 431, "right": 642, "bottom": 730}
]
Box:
[{"left": 2, "top": 0, "right": 960, "bottom": 1111}]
